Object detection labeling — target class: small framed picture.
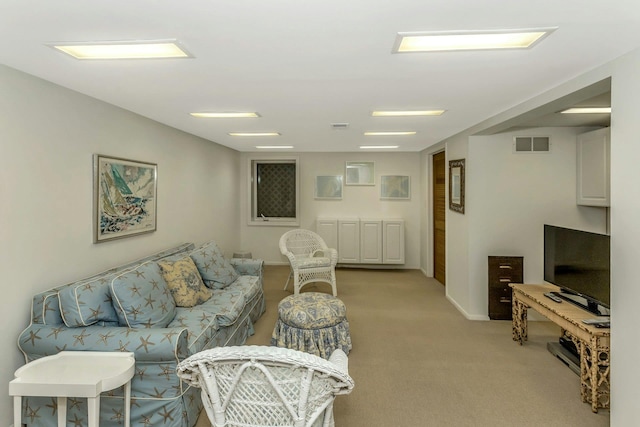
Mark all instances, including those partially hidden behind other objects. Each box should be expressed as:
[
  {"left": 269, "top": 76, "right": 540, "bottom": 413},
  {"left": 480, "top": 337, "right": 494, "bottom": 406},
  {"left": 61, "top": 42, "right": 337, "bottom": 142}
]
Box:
[
  {"left": 380, "top": 175, "right": 410, "bottom": 200},
  {"left": 315, "top": 175, "right": 343, "bottom": 199},
  {"left": 345, "top": 161, "right": 375, "bottom": 186}
]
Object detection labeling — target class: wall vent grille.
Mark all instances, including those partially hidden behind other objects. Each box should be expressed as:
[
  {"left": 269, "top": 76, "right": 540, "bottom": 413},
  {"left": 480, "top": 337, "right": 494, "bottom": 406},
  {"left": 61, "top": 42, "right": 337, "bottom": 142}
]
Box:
[
  {"left": 331, "top": 123, "right": 349, "bottom": 129},
  {"left": 514, "top": 136, "right": 551, "bottom": 153}
]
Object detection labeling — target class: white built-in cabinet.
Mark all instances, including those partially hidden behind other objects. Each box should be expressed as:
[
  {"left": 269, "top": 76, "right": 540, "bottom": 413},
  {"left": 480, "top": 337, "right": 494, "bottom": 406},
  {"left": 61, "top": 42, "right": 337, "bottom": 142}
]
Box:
[
  {"left": 360, "top": 219, "right": 383, "bottom": 263},
  {"left": 317, "top": 218, "right": 405, "bottom": 265},
  {"left": 577, "top": 127, "right": 610, "bottom": 207}
]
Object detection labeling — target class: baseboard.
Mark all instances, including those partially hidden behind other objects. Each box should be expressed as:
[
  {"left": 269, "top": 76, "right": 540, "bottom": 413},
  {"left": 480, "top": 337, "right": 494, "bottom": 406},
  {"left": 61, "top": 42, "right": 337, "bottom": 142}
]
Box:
[{"left": 446, "top": 294, "right": 490, "bottom": 321}]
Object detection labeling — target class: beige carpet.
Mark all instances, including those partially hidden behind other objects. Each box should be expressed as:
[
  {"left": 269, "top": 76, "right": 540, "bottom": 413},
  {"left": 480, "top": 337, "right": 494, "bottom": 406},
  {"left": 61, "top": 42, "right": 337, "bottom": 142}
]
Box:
[{"left": 195, "top": 266, "right": 610, "bottom": 427}]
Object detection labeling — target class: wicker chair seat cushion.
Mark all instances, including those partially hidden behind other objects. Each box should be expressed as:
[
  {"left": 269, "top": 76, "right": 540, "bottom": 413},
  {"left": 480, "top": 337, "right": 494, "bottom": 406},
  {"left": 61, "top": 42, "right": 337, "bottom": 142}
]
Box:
[{"left": 295, "top": 256, "right": 331, "bottom": 269}]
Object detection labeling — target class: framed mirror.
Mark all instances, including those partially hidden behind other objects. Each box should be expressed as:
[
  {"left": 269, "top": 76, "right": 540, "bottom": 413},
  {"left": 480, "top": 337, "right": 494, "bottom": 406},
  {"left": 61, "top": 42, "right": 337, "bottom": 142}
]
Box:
[
  {"left": 449, "top": 159, "right": 465, "bottom": 213},
  {"left": 345, "top": 161, "right": 375, "bottom": 185}
]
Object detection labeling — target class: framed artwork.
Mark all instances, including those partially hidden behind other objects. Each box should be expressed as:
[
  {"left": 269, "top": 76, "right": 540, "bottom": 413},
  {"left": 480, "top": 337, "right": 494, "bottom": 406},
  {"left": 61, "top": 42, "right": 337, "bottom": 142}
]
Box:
[
  {"left": 93, "top": 154, "right": 158, "bottom": 243},
  {"left": 449, "top": 158, "right": 465, "bottom": 214},
  {"left": 345, "top": 161, "right": 375, "bottom": 185},
  {"left": 315, "top": 175, "right": 343, "bottom": 199},
  {"left": 381, "top": 175, "right": 410, "bottom": 199}
]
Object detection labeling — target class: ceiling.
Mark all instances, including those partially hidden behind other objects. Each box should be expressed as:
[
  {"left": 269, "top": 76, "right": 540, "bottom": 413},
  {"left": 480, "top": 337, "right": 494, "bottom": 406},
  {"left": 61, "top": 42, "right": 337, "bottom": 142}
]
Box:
[{"left": 1, "top": 1, "right": 638, "bottom": 152}]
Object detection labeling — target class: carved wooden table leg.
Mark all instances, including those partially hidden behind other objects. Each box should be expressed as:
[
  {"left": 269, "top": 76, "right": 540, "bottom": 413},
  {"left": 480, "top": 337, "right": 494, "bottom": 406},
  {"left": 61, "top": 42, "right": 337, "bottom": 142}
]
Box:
[
  {"left": 511, "top": 299, "right": 528, "bottom": 344},
  {"left": 580, "top": 334, "right": 611, "bottom": 413}
]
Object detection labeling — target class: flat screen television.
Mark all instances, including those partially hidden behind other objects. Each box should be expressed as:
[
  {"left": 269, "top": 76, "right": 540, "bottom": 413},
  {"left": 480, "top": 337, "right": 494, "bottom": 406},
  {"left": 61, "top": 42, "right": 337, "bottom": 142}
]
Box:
[{"left": 543, "top": 225, "right": 610, "bottom": 316}]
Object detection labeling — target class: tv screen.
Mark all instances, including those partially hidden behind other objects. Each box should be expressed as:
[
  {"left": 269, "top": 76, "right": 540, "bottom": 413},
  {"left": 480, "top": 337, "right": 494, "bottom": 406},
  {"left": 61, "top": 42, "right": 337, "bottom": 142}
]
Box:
[{"left": 543, "top": 225, "right": 610, "bottom": 316}]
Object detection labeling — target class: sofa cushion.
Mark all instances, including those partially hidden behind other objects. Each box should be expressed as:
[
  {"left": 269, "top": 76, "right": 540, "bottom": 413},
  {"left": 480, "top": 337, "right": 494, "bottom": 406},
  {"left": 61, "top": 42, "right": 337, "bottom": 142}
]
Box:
[
  {"left": 159, "top": 257, "right": 212, "bottom": 307},
  {"left": 198, "top": 286, "right": 247, "bottom": 327},
  {"left": 58, "top": 273, "right": 120, "bottom": 327},
  {"left": 189, "top": 241, "right": 239, "bottom": 289},
  {"left": 110, "top": 261, "right": 177, "bottom": 328}
]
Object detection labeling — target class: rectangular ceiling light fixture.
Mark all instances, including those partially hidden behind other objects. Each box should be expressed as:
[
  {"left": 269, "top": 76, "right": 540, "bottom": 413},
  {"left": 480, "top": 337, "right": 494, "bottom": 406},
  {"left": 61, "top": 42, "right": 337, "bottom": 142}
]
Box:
[
  {"left": 190, "top": 112, "right": 259, "bottom": 118},
  {"left": 360, "top": 145, "right": 399, "bottom": 149},
  {"left": 255, "top": 146, "right": 293, "bottom": 149},
  {"left": 372, "top": 110, "right": 445, "bottom": 117},
  {"left": 393, "top": 28, "right": 555, "bottom": 53},
  {"left": 50, "top": 40, "right": 191, "bottom": 59},
  {"left": 229, "top": 132, "right": 280, "bottom": 136},
  {"left": 364, "top": 131, "right": 416, "bottom": 136},
  {"left": 560, "top": 107, "right": 611, "bottom": 114}
]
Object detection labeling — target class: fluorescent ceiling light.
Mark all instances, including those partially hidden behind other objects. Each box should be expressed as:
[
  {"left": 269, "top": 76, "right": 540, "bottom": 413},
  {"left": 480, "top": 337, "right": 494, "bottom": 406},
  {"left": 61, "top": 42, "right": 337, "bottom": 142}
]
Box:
[
  {"left": 229, "top": 132, "right": 280, "bottom": 137},
  {"left": 190, "top": 112, "right": 259, "bottom": 118},
  {"left": 50, "top": 40, "right": 191, "bottom": 59},
  {"left": 394, "top": 28, "right": 555, "bottom": 53},
  {"left": 560, "top": 107, "right": 611, "bottom": 114},
  {"left": 255, "top": 146, "right": 293, "bottom": 149},
  {"left": 364, "top": 131, "right": 416, "bottom": 136},
  {"left": 360, "top": 146, "right": 399, "bottom": 149},
  {"left": 372, "top": 110, "right": 445, "bottom": 117}
]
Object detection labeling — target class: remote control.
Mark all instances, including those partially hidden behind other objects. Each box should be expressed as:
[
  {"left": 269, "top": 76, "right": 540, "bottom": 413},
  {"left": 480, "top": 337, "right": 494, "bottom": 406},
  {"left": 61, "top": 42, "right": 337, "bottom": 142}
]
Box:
[
  {"left": 582, "top": 318, "right": 610, "bottom": 325},
  {"left": 544, "top": 292, "right": 563, "bottom": 303}
]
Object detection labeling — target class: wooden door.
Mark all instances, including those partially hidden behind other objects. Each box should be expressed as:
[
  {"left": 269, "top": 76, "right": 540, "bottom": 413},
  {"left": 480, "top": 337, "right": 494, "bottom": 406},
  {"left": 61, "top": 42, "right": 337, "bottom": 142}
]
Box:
[{"left": 433, "top": 151, "right": 446, "bottom": 285}]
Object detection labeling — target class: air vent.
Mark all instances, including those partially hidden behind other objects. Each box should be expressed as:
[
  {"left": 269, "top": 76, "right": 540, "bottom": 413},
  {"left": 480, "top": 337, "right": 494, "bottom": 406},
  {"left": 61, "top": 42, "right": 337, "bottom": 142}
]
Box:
[
  {"left": 514, "top": 136, "right": 551, "bottom": 153},
  {"left": 331, "top": 123, "right": 349, "bottom": 130}
]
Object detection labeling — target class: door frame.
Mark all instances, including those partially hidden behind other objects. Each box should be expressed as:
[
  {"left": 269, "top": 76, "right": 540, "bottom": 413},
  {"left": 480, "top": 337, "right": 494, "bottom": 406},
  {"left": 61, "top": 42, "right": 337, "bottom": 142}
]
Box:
[{"left": 425, "top": 145, "right": 445, "bottom": 278}]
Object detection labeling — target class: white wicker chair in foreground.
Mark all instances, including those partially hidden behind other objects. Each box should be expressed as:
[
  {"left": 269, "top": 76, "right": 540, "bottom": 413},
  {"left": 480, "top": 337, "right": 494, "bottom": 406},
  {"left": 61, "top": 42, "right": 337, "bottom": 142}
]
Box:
[
  {"left": 176, "top": 345, "right": 354, "bottom": 427},
  {"left": 279, "top": 229, "right": 339, "bottom": 296}
]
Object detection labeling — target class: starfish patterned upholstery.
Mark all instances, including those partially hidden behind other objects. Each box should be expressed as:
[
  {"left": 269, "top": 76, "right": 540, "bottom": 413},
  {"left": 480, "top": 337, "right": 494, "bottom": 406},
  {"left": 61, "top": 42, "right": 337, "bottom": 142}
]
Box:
[{"left": 17, "top": 242, "right": 265, "bottom": 427}]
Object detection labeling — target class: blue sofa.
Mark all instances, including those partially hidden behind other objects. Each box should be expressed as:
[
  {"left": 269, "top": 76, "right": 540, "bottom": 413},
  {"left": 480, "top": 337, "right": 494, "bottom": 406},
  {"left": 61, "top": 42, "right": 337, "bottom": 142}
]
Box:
[{"left": 17, "top": 242, "right": 265, "bottom": 427}]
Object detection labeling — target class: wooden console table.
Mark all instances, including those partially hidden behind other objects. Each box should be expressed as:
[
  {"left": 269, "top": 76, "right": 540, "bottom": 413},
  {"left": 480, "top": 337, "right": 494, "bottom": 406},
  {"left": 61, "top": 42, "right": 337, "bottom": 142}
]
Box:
[{"left": 509, "top": 284, "right": 610, "bottom": 413}]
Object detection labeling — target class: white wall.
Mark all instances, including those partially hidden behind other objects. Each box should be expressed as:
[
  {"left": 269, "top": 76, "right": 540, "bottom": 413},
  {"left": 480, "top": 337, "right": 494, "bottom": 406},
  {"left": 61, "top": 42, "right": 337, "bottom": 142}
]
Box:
[
  {"left": 444, "top": 134, "right": 470, "bottom": 313},
  {"left": 466, "top": 128, "right": 608, "bottom": 318},
  {"left": 609, "top": 49, "right": 640, "bottom": 426},
  {"left": 0, "top": 65, "right": 241, "bottom": 423},
  {"left": 239, "top": 152, "right": 422, "bottom": 267},
  {"left": 433, "top": 47, "right": 640, "bottom": 423}
]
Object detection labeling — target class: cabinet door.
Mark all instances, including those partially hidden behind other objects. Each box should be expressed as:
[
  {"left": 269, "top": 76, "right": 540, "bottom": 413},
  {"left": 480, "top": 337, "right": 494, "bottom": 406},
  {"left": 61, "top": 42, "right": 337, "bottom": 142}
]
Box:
[
  {"left": 316, "top": 218, "right": 338, "bottom": 249},
  {"left": 338, "top": 219, "right": 360, "bottom": 263},
  {"left": 360, "top": 220, "right": 382, "bottom": 263},
  {"left": 577, "top": 128, "right": 610, "bottom": 207},
  {"left": 383, "top": 220, "right": 405, "bottom": 264}
]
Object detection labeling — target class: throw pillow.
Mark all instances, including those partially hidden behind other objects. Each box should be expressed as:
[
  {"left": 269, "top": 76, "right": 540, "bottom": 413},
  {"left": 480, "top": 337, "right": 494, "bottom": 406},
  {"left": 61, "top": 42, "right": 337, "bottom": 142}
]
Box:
[
  {"left": 189, "top": 241, "right": 239, "bottom": 289},
  {"left": 110, "top": 261, "right": 177, "bottom": 328},
  {"left": 159, "top": 256, "right": 212, "bottom": 307}
]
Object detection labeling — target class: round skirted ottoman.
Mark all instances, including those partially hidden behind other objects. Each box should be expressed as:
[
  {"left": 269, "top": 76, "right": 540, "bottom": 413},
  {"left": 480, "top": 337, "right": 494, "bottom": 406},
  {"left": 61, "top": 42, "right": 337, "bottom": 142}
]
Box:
[{"left": 271, "top": 292, "right": 352, "bottom": 359}]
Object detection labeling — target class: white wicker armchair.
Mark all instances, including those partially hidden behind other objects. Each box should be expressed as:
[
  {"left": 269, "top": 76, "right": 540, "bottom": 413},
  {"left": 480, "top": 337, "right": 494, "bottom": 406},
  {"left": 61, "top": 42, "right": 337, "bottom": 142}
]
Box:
[
  {"left": 279, "top": 229, "right": 339, "bottom": 296},
  {"left": 176, "top": 345, "right": 354, "bottom": 427}
]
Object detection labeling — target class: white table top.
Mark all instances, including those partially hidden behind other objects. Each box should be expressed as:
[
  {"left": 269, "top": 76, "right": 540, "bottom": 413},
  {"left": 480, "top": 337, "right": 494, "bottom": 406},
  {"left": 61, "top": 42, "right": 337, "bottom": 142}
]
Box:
[{"left": 9, "top": 351, "right": 135, "bottom": 398}]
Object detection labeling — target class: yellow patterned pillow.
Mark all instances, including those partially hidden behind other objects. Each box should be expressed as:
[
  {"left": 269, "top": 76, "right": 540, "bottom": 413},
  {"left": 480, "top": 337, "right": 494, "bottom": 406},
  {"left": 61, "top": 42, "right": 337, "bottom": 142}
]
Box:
[{"left": 158, "top": 256, "right": 212, "bottom": 307}]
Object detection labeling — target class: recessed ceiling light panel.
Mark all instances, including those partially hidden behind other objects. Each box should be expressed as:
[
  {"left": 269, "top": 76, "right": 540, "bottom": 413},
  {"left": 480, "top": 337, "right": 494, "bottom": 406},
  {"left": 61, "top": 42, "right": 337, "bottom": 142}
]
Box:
[
  {"left": 560, "top": 107, "right": 611, "bottom": 114},
  {"left": 360, "top": 146, "right": 399, "bottom": 149},
  {"left": 393, "top": 28, "right": 556, "bottom": 53},
  {"left": 229, "top": 132, "right": 280, "bottom": 137},
  {"left": 49, "top": 40, "right": 192, "bottom": 59},
  {"left": 190, "top": 112, "right": 260, "bottom": 118},
  {"left": 255, "top": 146, "right": 293, "bottom": 149},
  {"left": 364, "top": 131, "right": 416, "bottom": 136},
  {"left": 372, "top": 110, "right": 445, "bottom": 117}
]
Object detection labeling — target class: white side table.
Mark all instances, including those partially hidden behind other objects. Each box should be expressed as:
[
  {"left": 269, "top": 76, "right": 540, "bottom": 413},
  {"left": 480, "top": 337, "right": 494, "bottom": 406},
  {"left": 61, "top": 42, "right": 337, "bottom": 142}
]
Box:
[{"left": 9, "top": 351, "right": 135, "bottom": 427}]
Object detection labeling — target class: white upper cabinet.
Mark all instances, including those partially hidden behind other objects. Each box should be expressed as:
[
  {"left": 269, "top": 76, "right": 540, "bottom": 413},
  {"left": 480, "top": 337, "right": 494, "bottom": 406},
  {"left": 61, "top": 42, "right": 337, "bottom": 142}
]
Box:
[{"left": 577, "top": 128, "right": 610, "bottom": 207}]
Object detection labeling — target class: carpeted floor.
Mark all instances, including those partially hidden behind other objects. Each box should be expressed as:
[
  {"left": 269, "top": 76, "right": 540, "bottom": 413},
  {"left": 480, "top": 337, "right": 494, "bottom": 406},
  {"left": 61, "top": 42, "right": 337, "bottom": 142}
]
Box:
[{"left": 195, "top": 265, "right": 610, "bottom": 427}]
